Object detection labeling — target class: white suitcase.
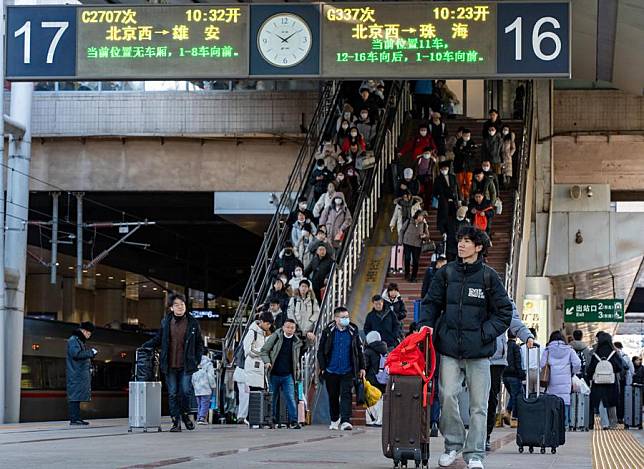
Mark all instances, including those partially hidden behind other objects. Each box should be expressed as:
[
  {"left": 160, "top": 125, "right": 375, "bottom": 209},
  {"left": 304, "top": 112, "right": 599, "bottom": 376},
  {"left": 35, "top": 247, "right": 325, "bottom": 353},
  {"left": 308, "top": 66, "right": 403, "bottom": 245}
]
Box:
[{"left": 128, "top": 381, "right": 162, "bottom": 432}]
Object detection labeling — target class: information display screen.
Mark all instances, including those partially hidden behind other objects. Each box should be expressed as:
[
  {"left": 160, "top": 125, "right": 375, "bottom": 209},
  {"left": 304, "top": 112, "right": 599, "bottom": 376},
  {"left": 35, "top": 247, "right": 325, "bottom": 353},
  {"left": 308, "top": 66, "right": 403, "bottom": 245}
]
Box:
[
  {"left": 321, "top": 3, "right": 497, "bottom": 78},
  {"left": 76, "top": 5, "right": 249, "bottom": 79}
]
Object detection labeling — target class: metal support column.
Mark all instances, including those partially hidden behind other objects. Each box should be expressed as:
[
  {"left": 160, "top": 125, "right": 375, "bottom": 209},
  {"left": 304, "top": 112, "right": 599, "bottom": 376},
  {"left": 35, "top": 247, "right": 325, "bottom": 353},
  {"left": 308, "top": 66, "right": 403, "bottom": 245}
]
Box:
[
  {"left": 0, "top": 0, "right": 6, "bottom": 423},
  {"left": 50, "top": 193, "right": 60, "bottom": 284},
  {"left": 75, "top": 193, "right": 84, "bottom": 286},
  {"left": 4, "top": 80, "right": 34, "bottom": 423}
]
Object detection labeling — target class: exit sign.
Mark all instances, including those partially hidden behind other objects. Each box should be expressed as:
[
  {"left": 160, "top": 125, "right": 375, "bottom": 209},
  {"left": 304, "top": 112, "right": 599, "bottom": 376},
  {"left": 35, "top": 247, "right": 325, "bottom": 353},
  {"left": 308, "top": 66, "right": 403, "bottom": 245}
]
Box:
[{"left": 564, "top": 299, "right": 625, "bottom": 323}]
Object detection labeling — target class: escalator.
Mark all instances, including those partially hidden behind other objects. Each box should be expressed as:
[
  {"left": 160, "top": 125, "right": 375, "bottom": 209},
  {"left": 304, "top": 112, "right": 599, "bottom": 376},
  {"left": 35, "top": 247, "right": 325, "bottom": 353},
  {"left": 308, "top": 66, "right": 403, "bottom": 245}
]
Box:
[{"left": 218, "top": 81, "right": 411, "bottom": 419}]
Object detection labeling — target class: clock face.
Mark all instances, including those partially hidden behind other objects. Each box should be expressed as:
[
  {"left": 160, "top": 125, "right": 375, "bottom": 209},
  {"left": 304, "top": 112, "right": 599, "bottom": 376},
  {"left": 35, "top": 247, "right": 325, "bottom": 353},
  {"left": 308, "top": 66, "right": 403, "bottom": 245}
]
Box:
[{"left": 257, "top": 13, "right": 313, "bottom": 68}]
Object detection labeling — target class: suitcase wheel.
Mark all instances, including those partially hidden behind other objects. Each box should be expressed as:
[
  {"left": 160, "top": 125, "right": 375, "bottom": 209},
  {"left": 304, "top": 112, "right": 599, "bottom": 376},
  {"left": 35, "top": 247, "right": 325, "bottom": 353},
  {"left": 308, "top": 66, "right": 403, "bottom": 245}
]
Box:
[
  {"left": 393, "top": 459, "right": 400, "bottom": 468},
  {"left": 540, "top": 447, "right": 546, "bottom": 454},
  {"left": 518, "top": 446, "right": 524, "bottom": 453},
  {"left": 625, "top": 424, "right": 629, "bottom": 430},
  {"left": 528, "top": 447, "right": 534, "bottom": 454},
  {"left": 551, "top": 448, "right": 556, "bottom": 454}
]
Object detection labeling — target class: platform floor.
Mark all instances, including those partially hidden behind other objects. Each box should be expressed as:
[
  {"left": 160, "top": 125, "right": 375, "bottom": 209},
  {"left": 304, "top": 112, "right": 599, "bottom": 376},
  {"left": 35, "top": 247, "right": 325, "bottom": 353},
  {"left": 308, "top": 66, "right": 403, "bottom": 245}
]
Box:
[{"left": 0, "top": 418, "right": 628, "bottom": 469}]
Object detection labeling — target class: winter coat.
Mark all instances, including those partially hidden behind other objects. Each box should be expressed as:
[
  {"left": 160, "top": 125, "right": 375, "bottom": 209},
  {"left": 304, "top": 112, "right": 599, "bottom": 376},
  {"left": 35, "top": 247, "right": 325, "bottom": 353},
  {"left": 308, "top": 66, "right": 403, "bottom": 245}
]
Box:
[
  {"left": 399, "top": 133, "right": 436, "bottom": 159},
  {"left": 318, "top": 321, "right": 365, "bottom": 379},
  {"left": 482, "top": 134, "right": 503, "bottom": 165},
  {"left": 260, "top": 329, "right": 304, "bottom": 380},
  {"left": 570, "top": 340, "right": 592, "bottom": 378},
  {"left": 296, "top": 235, "right": 314, "bottom": 269},
  {"left": 291, "top": 220, "right": 316, "bottom": 248},
  {"left": 364, "top": 340, "right": 388, "bottom": 390},
  {"left": 467, "top": 198, "right": 495, "bottom": 229},
  {"left": 540, "top": 340, "right": 581, "bottom": 405},
  {"left": 470, "top": 176, "right": 497, "bottom": 204},
  {"left": 433, "top": 173, "right": 460, "bottom": 229},
  {"left": 421, "top": 265, "right": 438, "bottom": 299},
  {"left": 309, "top": 166, "right": 334, "bottom": 195},
  {"left": 268, "top": 287, "right": 291, "bottom": 315},
  {"left": 501, "top": 133, "right": 516, "bottom": 177},
  {"left": 490, "top": 299, "right": 534, "bottom": 366},
  {"left": 356, "top": 118, "right": 377, "bottom": 146},
  {"left": 320, "top": 202, "right": 352, "bottom": 247},
  {"left": 396, "top": 177, "right": 421, "bottom": 197},
  {"left": 143, "top": 313, "right": 204, "bottom": 375},
  {"left": 390, "top": 196, "right": 423, "bottom": 240},
  {"left": 402, "top": 218, "right": 429, "bottom": 248},
  {"left": 192, "top": 356, "right": 216, "bottom": 396},
  {"left": 66, "top": 330, "right": 95, "bottom": 402},
  {"left": 482, "top": 118, "right": 504, "bottom": 138},
  {"left": 273, "top": 250, "right": 303, "bottom": 280},
  {"left": 503, "top": 340, "right": 526, "bottom": 380},
  {"left": 286, "top": 208, "right": 314, "bottom": 229},
  {"left": 243, "top": 321, "right": 269, "bottom": 389},
  {"left": 304, "top": 253, "right": 334, "bottom": 293},
  {"left": 453, "top": 138, "right": 477, "bottom": 173},
  {"left": 288, "top": 275, "right": 308, "bottom": 293},
  {"left": 308, "top": 238, "right": 335, "bottom": 261},
  {"left": 341, "top": 135, "right": 367, "bottom": 154},
  {"left": 287, "top": 290, "right": 320, "bottom": 336},
  {"left": 586, "top": 342, "right": 623, "bottom": 408},
  {"left": 364, "top": 308, "right": 402, "bottom": 348},
  {"left": 416, "top": 154, "right": 438, "bottom": 178},
  {"left": 313, "top": 191, "right": 338, "bottom": 219},
  {"left": 334, "top": 178, "right": 354, "bottom": 207},
  {"left": 428, "top": 120, "right": 448, "bottom": 156},
  {"left": 419, "top": 258, "right": 513, "bottom": 359},
  {"left": 382, "top": 293, "right": 408, "bottom": 321}
]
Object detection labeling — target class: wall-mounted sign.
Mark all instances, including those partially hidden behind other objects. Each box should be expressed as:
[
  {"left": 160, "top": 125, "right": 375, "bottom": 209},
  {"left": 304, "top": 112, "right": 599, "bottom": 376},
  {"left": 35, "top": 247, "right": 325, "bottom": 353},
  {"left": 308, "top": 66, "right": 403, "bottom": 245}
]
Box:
[
  {"left": 190, "top": 308, "right": 222, "bottom": 320},
  {"left": 564, "top": 299, "right": 625, "bottom": 323},
  {"left": 5, "top": 2, "right": 570, "bottom": 80}
]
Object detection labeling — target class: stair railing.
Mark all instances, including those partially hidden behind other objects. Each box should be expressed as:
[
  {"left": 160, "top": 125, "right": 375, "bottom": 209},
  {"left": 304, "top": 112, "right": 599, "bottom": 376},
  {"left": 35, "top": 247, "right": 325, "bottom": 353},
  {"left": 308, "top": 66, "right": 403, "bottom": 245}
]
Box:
[
  {"left": 504, "top": 82, "right": 535, "bottom": 299},
  {"left": 301, "top": 81, "right": 411, "bottom": 401}
]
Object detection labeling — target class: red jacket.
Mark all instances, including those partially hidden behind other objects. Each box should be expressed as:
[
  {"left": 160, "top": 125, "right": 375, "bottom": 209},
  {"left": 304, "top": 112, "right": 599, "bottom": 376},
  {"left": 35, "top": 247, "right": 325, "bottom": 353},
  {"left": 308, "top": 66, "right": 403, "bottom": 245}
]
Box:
[
  {"left": 399, "top": 134, "right": 436, "bottom": 158},
  {"left": 341, "top": 135, "right": 366, "bottom": 154}
]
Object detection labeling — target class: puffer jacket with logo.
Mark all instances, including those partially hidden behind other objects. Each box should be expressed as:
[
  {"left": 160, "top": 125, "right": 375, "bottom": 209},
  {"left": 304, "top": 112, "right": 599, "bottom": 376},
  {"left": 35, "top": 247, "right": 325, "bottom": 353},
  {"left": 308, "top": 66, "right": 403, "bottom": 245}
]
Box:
[{"left": 419, "top": 258, "right": 513, "bottom": 359}]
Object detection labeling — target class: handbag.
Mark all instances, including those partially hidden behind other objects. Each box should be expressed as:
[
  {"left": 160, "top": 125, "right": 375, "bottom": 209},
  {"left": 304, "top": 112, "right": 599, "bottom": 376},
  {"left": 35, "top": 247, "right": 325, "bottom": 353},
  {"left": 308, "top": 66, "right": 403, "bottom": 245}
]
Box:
[
  {"left": 539, "top": 350, "right": 551, "bottom": 389},
  {"left": 354, "top": 377, "right": 365, "bottom": 405},
  {"left": 355, "top": 151, "right": 376, "bottom": 170},
  {"left": 421, "top": 240, "right": 436, "bottom": 253},
  {"left": 494, "top": 198, "right": 503, "bottom": 215}
]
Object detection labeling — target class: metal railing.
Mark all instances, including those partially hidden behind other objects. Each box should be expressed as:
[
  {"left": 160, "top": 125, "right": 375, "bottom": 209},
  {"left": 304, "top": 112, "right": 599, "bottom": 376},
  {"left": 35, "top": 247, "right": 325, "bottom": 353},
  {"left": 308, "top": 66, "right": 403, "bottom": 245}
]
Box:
[
  {"left": 221, "top": 81, "right": 341, "bottom": 362},
  {"left": 504, "top": 82, "right": 535, "bottom": 299},
  {"left": 301, "top": 81, "right": 412, "bottom": 400}
]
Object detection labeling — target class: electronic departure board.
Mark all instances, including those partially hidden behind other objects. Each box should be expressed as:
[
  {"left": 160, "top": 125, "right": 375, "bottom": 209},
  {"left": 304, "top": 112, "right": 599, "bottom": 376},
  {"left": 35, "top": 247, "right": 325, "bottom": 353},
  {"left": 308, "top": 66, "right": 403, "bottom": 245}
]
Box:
[{"left": 5, "top": 2, "right": 570, "bottom": 80}]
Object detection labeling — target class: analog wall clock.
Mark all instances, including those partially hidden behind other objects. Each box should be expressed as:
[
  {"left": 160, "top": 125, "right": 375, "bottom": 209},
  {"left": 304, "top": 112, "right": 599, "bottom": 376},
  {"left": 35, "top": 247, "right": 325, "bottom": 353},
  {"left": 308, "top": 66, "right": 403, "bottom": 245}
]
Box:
[{"left": 257, "top": 13, "right": 313, "bottom": 68}]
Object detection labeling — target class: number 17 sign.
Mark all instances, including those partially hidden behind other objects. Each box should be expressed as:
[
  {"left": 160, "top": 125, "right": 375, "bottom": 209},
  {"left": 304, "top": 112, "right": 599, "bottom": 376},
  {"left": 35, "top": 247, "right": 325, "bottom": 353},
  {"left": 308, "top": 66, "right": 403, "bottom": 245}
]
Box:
[{"left": 6, "top": 6, "right": 77, "bottom": 79}]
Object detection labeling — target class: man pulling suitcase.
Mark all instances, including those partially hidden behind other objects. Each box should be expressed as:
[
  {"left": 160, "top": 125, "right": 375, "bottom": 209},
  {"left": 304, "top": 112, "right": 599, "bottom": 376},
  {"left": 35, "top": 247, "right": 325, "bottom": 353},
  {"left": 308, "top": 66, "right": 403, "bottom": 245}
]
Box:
[{"left": 419, "top": 227, "right": 512, "bottom": 469}]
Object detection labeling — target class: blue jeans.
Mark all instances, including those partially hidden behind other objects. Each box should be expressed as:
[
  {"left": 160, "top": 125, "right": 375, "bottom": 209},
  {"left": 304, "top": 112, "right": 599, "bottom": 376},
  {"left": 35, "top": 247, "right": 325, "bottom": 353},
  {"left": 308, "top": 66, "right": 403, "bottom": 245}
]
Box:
[
  {"left": 564, "top": 404, "right": 570, "bottom": 428},
  {"left": 431, "top": 387, "right": 441, "bottom": 425},
  {"left": 270, "top": 374, "right": 298, "bottom": 424},
  {"left": 196, "top": 395, "right": 211, "bottom": 421},
  {"left": 502, "top": 377, "right": 524, "bottom": 418},
  {"left": 166, "top": 368, "right": 193, "bottom": 418}
]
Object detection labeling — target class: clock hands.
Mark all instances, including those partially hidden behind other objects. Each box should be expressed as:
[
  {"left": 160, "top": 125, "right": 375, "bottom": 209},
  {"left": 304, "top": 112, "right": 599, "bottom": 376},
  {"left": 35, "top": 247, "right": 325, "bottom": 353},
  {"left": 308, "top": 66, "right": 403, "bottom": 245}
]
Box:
[{"left": 281, "top": 29, "right": 303, "bottom": 43}]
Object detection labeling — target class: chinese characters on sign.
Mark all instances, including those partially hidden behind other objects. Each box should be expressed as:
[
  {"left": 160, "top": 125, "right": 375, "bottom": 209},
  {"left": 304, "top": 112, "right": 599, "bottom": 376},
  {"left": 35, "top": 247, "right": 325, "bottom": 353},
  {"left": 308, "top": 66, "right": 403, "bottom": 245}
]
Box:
[
  {"left": 76, "top": 6, "right": 249, "bottom": 79},
  {"left": 564, "top": 299, "right": 625, "bottom": 323},
  {"left": 321, "top": 3, "right": 497, "bottom": 77}
]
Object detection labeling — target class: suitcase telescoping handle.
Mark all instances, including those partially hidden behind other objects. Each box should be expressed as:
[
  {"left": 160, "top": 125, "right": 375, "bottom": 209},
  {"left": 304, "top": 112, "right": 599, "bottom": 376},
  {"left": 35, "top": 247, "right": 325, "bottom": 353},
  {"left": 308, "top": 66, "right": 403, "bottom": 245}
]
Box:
[{"left": 524, "top": 343, "right": 540, "bottom": 399}]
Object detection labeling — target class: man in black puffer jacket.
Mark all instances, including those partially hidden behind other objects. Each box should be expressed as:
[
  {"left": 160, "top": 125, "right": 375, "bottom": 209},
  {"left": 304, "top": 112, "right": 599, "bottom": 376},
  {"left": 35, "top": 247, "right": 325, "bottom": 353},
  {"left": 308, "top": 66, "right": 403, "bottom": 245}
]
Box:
[{"left": 419, "top": 227, "right": 512, "bottom": 469}]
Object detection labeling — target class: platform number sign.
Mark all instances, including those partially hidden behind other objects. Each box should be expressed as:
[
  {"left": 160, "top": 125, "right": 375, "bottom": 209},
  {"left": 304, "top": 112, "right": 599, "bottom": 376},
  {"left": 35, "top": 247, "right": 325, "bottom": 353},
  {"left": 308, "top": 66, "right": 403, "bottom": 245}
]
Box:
[
  {"left": 6, "top": 7, "right": 77, "bottom": 79},
  {"left": 497, "top": 2, "right": 569, "bottom": 76}
]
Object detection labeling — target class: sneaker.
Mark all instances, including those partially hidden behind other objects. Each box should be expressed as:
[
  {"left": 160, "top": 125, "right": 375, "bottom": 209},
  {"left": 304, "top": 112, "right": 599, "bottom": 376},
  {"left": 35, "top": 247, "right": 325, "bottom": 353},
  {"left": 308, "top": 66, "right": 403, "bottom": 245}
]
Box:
[
  {"left": 340, "top": 422, "right": 353, "bottom": 431},
  {"left": 289, "top": 422, "right": 302, "bottom": 429},
  {"left": 485, "top": 436, "right": 491, "bottom": 452},
  {"left": 430, "top": 423, "right": 439, "bottom": 437},
  {"left": 467, "top": 459, "right": 484, "bottom": 469},
  {"left": 169, "top": 418, "right": 182, "bottom": 432},
  {"left": 438, "top": 450, "right": 458, "bottom": 467},
  {"left": 70, "top": 420, "right": 89, "bottom": 426},
  {"left": 197, "top": 419, "right": 207, "bottom": 425},
  {"left": 329, "top": 419, "right": 340, "bottom": 430}
]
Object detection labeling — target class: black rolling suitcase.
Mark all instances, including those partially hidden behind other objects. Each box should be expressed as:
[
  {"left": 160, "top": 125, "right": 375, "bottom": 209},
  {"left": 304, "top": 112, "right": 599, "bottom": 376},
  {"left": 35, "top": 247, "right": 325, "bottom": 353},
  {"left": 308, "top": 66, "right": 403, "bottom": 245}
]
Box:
[
  {"left": 624, "top": 384, "right": 643, "bottom": 430},
  {"left": 248, "top": 389, "right": 273, "bottom": 428},
  {"left": 381, "top": 330, "right": 434, "bottom": 469},
  {"left": 516, "top": 344, "right": 566, "bottom": 454},
  {"left": 134, "top": 347, "right": 159, "bottom": 381}
]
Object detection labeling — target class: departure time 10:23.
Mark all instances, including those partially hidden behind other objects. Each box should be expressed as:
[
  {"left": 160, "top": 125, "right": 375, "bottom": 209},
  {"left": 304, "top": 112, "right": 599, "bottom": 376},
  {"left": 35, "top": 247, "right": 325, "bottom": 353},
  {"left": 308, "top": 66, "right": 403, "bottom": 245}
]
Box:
[{"left": 433, "top": 6, "right": 490, "bottom": 22}]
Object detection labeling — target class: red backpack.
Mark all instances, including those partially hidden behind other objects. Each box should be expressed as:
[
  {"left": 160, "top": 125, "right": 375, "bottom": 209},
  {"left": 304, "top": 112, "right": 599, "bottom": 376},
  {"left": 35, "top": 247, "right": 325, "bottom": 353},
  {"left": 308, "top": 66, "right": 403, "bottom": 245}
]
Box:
[{"left": 385, "top": 327, "right": 436, "bottom": 407}]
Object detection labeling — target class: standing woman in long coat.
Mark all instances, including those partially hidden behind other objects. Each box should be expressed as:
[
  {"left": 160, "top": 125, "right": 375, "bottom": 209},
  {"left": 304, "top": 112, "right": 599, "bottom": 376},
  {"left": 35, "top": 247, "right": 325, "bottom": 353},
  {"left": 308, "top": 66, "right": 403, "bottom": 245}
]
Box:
[
  {"left": 586, "top": 331, "right": 624, "bottom": 430},
  {"left": 66, "top": 321, "right": 98, "bottom": 425}
]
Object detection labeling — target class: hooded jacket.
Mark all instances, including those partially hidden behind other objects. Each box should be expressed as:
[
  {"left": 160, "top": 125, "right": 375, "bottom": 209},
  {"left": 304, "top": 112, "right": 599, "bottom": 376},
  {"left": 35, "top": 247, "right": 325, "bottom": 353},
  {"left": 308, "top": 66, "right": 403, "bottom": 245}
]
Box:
[
  {"left": 482, "top": 133, "right": 503, "bottom": 164},
  {"left": 364, "top": 308, "right": 401, "bottom": 348},
  {"left": 304, "top": 252, "right": 334, "bottom": 293},
  {"left": 287, "top": 289, "right": 320, "bottom": 336},
  {"left": 390, "top": 196, "right": 423, "bottom": 240},
  {"left": 381, "top": 291, "right": 408, "bottom": 321},
  {"left": 313, "top": 190, "right": 339, "bottom": 219},
  {"left": 243, "top": 321, "right": 269, "bottom": 388},
  {"left": 399, "top": 132, "right": 436, "bottom": 159},
  {"left": 470, "top": 177, "right": 497, "bottom": 205},
  {"left": 419, "top": 258, "right": 513, "bottom": 359},
  {"left": 540, "top": 340, "right": 581, "bottom": 405},
  {"left": 66, "top": 330, "right": 95, "bottom": 402},
  {"left": 143, "top": 313, "right": 204, "bottom": 375},
  {"left": 319, "top": 194, "right": 353, "bottom": 245},
  {"left": 364, "top": 339, "right": 389, "bottom": 389},
  {"left": 192, "top": 356, "right": 216, "bottom": 396},
  {"left": 318, "top": 321, "right": 365, "bottom": 379}
]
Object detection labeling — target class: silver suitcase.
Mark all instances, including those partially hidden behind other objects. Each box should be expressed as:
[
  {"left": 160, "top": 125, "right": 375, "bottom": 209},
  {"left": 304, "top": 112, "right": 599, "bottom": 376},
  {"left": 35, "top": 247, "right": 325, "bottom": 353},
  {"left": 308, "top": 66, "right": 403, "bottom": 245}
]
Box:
[
  {"left": 624, "top": 384, "right": 643, "bottom": 430},
  {"left": 128, "top": 381, "right": 162, "bottom": 432},
  {"left": 570, "top": 392, "right": 590, "bottom": 431}
]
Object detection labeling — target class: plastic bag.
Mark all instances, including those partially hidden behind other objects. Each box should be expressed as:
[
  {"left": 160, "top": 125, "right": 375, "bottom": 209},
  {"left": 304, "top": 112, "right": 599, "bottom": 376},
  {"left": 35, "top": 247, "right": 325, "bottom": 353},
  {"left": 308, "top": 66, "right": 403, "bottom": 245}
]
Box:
[
  {"left": 572, "top": 375, "right": 590, "bottom": 395},
  {"left": 364, "top": 378, "right": 382, "bottom": 408}
]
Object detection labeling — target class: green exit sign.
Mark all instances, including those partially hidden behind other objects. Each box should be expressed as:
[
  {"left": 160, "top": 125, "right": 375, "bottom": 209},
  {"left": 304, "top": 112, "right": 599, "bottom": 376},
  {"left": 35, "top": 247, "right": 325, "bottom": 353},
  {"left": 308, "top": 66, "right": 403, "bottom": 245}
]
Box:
[{"left": 564, "top": 299, "right": 625, "bottom": 323}]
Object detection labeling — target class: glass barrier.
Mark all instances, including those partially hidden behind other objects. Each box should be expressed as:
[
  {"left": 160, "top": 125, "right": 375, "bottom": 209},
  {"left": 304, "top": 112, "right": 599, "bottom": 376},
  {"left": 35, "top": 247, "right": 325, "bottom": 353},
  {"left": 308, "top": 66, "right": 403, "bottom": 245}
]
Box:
[{"left": 32, "top": 80, "right": 320, "bottom": 93}]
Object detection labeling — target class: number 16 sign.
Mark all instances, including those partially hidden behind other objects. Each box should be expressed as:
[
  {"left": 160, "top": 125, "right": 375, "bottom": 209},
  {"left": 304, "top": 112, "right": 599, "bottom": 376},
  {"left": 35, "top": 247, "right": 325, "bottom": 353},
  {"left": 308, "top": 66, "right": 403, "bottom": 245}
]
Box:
[
  {"left": 497, "top": 2, "right": 570, "bottom": 76},
  {"left": 6, "top": 6, "right": 77, "bottom": 79}
]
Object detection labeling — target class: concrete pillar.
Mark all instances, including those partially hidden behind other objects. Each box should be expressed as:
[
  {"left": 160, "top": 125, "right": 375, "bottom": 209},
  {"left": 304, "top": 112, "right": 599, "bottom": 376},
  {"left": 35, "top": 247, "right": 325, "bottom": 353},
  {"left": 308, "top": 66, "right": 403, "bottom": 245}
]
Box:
[{"left": 4, "top": 82, "right": 34, "bottom": 422}]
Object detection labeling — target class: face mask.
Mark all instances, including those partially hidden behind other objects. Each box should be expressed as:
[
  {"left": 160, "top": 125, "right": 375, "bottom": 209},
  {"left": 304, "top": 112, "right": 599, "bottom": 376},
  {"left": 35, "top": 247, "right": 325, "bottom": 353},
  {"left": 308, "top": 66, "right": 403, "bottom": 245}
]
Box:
[
  {"left": 482, "top": 165, "right": 490, "bottom": 172},
  {"left": 341, "top": 124, "right": 348, "bottom": 130},
  {"left": 457, "top": 216, "right": 465, "bottom": 221},
  {"left": 350, "top": 131, "right": 358, "bottom": 137},
  {"left": 343, "top": 112, "right": 351, "bottom": 119},
  {"left": 422, "top": 153, "right": 431, "bottom": 160},
  {"left": 502, "top": 129, "right": 509, "bottom": 135},
  {"left": 339, "top": 318, "right": 350, "bottom": 327},
  {"left": 347, "top": 169, "right": 354, "bottom": 176},
  {"left": 489, "top": 131, "right": 496, "bottom": 136},
  {"left": 299, "top": 202, "right": 307, "bottom": 210},
  {"left": 334, "top": 198, "right": 343, "bottom": 205},
  {"left": 360, "top": 113, "right": 368, "bottom": 119},
  {"left": 317, "top": 161, "right": 325, "bottom": 168},
  {"left": 419, "top": 130, "right": 427, "bottom": 136},
  {"left": 295, "top": 270, "right": 303, "bottom": 277},
  {"left": 463, "top": 136, "right": 470, "bottom": 142},
  {"left": 284, "top": 332, "right": 295, "bottom": 339},
  {"left": 441, "top": 169, "right": 449, "bottom": 175}
]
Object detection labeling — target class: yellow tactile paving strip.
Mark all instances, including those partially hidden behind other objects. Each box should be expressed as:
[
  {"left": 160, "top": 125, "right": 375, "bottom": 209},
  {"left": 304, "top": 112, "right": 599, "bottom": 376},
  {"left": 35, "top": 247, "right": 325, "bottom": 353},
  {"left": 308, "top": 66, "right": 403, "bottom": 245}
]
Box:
[{"left": 592, "top": 418, "right": 644, "bottom": 469}]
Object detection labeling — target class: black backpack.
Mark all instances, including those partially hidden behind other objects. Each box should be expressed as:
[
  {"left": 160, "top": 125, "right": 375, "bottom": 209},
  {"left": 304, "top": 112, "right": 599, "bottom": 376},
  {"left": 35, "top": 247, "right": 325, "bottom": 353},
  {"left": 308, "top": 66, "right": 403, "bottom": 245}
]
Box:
[
  {"left": 233, "top": 329, "right": 257, "bottom": 369},
  {"left": 575, "top": 349, "right": 588, "bottom": 378}
]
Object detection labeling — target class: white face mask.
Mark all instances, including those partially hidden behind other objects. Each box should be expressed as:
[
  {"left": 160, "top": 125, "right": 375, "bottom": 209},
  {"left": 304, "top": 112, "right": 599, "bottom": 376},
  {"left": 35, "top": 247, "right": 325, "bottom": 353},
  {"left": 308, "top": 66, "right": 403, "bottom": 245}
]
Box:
[
  {"left": 344, "top": 112, "right": 351, "bottom": 119},
  {"left": 295, "top": 270, "right": 303, "bottom": 277},
  {"left": 419, "top": 130, "right": 427, "bottom": 137},
  {"left": 422, "top": 153, "right": 431, "bottom": 160},
  {"left": 284, "top": 332, "right": 295, "bottom": 339},
  {"left": 482, "top": 165, "right": 491, "bottom": 172},
  {"left": 350, "top": 132, "right": 358, "bottom": 137},
  {"left": 489, "top": 131, "right": 496, "bottom": 137},
  {"left": 457, "top": 216, "right": 465, "bottom": 221},
  {"left": 502, "top": 129, "right": 509, "bottom": 135},
  {"left": 441, "top": 169, "right": 449, "bottom": 175},
  {"left": 299, "top": 203, "right": 307, "bottom": 210},
  {"left": 463, "top": 136, "right": 470, "bottom": 142},
  {"left": 341, "top": 124, "right": 348, "bottom": 130}
]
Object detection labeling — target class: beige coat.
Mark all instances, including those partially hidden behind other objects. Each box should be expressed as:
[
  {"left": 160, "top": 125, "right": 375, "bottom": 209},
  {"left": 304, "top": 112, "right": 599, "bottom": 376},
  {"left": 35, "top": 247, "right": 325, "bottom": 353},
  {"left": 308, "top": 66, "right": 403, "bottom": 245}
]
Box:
[
  {"left": 242, "top": 321, "right": 268, "bottom": 389},
  {"left": 320, "top": 194, "right": 352, "bottom": 247},
  {"left": 390, "top": 196, "right": 423, "bottom": 240},
  {"left": 501, "top": 132, "right": 516, "bottom": 177}
]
